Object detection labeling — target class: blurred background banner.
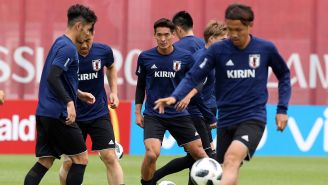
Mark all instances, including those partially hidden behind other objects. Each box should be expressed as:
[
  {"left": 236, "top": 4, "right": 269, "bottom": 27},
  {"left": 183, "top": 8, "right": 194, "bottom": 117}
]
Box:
[
  {"left": 0, "top": 0, "right": 328, "bottom": 156},
  {"left": 1, "top": 102, "right": 328, "bottom": 156},
  {"left": 1, "top": 0, "right": 328, "bottom": 104}
]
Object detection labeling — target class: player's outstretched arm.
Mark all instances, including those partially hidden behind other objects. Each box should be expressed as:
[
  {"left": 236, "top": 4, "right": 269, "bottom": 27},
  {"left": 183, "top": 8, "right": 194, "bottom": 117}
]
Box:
[
  {"left": 175, "top": 88, "right": 198, "bottom": 111},
  {"left": 154, "top": 97, "right": 177, "bottom": 114},
  {"left": 77, "top": 89, "right": 96, "bottom": 104},
  {"left": 275, "top": 113, "right": 288, "bottom": 132},
  {"left": 0, "top": 90, "right": 5, "bottom": 105},
  {"left": 106, "top": 64, "right": 119, "bottom": 109}
]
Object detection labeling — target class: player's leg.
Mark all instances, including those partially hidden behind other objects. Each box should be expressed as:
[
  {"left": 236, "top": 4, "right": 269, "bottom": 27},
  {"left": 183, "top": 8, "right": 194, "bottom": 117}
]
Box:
[
  {"left": 24, "top": 157, "right": 55, "bottom": 185},
  {"left": 52, "top": 118, "right": 88, "bottom": 185},
  {"left": 59, "top": 155, "right": 72, "bottom": 185},
  {"left": 59, "top": 119, "right": 89, "bottom": 185},
  {"left": 24, "top": 116, "right": 57, "bottom": 185},
  {"left": 141, "top": 116, "right": 166, "bottom": 185},
  {"left": 219, "top": 120, "right": 265, "bottom": 185},
  {"left": 152, "top": 153, "right": 194, "bottom": 182},
  {"left": 99, "top": 149, "right": 124, "bottom": 185},
  {"left": 87, "top": 116, "right": 124, "bottom": 184},
  {"left": 168, "top": 116, "right": 208, "bottom": 160}
]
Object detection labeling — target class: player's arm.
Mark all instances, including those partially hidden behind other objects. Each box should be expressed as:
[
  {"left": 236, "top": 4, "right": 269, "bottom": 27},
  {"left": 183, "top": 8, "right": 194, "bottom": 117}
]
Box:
[
  {"left": 47, "top": 65, "right": 75, "bottom": 124},
  {"left": 269, "top": 45, "right": 291, "bottom": 131},
  {"left": 135, "top": 76, "right": 145, "bottom": 128},
  {"left": 155, "top": 50, "right": 216, "bottom": 113},
  {"left": 135, "top": 55, "right": 146, "bottom": 127},
  {"left": 176, "top": 78, "right": 206, "bottom": 111},
  {"left": 106, "top": 64, "right": 119, "bottom": 109},
  {"left": 77, "top": 89, "right": 95, "bottom": 104},
  {"left": 0, "top": 90, "right": 5, "bottom": 105}
]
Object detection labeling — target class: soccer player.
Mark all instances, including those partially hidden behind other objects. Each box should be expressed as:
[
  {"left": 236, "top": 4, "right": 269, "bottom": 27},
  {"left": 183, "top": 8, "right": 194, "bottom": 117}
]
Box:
[
  {"left": 0, "top": 90, "right": 4, "bottom": 105},
  {"left": 154, "top": 3, "right": 291, "bottom": 185},
  {"left": 152, "top": 20, "right": 228, "bottom": 184},
  {"left": 135, "top": 18, "right": 207, "bottom": 185},
  {"left": 24, "top": 4, "right": 97, "bottom": 185},
  {"left": 172, "top": 10, "right": 205, "bottom": 52},
  {"left": 58, "top": 32, "right": 124, "bottom": 185}
]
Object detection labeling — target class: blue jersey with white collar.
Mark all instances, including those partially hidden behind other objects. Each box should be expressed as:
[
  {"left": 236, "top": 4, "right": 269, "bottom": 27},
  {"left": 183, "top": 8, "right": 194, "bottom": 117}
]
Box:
[
  {"left": 76, "top": 43, "right": 114, "bottom": 121},
  {"left": 172, "top": 35, "right": 291, "bottom": 127}
]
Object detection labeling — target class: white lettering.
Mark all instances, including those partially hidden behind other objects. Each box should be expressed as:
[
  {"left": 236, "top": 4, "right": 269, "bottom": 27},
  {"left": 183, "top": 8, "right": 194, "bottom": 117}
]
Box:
[
  {"left": 154, "top": 71, "right": 176, "bottom": 78},
  {"left": 309, "top": 54, "right": 328, "bottom": 88},
  {"left": 125, "top": 49, "right": 141, "bottom": 86},
  {"left": 227, "top": 69, "right": 255, "bottom": 78},
  {"left": 78, "top": 72, "right": 98, "bottom": 81},
  {"left": 0, "top": 46, "right": 11, "bottom": 82},
  {"left": 0, "top": 115, "right": 35, "bottom": 141},
  {"left": 12, "top": 47, "right": 35, "bottom": 83}
]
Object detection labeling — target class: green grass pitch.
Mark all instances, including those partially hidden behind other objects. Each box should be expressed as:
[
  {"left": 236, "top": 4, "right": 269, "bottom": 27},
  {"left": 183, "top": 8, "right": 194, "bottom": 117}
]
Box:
[{"left": 0, "top": 155, "right": 327, "bottom": 185}]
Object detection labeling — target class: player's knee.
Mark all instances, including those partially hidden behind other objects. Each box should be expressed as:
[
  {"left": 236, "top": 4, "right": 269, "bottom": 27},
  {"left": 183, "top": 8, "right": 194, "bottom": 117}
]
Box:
[
  {"left": 62, "top": 159, "right": 73, "bottom": 170},
  {"left": 38, "top": 157, "right": 55, "bottom": 169},
  {"left": 70, "top": 152, "right": 88, "bottom": 165},
  {"left": 145, "top": 150, "right": 159, "bottom": 163},
  {"left": 100, "top": 151, "right": 117, "bottom": 167},
  {"left": 223, "top": 153, "right": 240, "bottom": 168}
]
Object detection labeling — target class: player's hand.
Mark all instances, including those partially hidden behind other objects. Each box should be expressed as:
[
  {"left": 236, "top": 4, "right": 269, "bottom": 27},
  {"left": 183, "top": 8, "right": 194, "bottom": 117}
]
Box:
[
  {"left": 0, "top": 90, "right": 5, "bottom": 105},
  {"left": 109, "top": 93, "right": 119, "bottom": 109},
  {"left": 175, "top": 96, "right": 190, "bottom": 111},
  {"left": 135, "top": 113, "right": 144, "bottom": 128},
  {"left": 154, "top": 97, "right": 177, "bottom": 114},
  {"left": 66, "top": 101, "right": 76, "bottom": 125},
  {"left": 78, "top": 90, "right": 96, "bottom": 104},
  {"left": 276, "top": 113, "right": 288, "bottom": 132}
]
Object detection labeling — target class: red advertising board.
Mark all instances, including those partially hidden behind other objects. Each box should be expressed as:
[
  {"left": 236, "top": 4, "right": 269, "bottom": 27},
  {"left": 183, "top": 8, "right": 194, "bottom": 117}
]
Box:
[{"left": 0, "top": 100, "right": 131, "bottom": 154}]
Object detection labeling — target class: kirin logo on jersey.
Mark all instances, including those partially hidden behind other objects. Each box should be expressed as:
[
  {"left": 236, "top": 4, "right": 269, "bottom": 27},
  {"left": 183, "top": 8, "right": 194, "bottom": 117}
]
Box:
[
  {"left": 249, "top": 54, "right": 260, "bottom": 69},
  {"left": 92, "top": 59, "right": 102, "bottom": 71},
  {"left": 173, "top": 60, "right": 182, "bottom": 72}
]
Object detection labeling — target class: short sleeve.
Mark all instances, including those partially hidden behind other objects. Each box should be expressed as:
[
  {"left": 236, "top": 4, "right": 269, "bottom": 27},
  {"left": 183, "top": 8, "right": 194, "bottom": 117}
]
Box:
[{"left": 52, "top": 45, "right": 77, "bottom": 71}]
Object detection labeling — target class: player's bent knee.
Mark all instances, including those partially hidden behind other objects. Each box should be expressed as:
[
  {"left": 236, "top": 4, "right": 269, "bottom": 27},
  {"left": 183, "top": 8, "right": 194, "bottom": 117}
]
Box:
[
  {"left": 145, "top": 150, "right": 159, "bottom": 163},
  {"left": 38, "top": 157, "right": 55, "bottom": 169},
  {"left": 99, "top": 150, "right": 117, "bottom": 166},
  {"left": 70, "top": 152, "right": 88, "bottom": 165}
]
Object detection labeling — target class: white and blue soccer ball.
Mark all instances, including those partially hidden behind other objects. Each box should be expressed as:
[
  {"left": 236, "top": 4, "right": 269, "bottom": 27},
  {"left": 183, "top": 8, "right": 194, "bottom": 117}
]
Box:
[
  {"left": 158, "top": 180, "right": 176, "bottom": 185},
  {"left": 115, "top": 141, "right": 124, "bottom": 159},
  {"left": 190, "top": 157, "right": 222, "bottom": 185}
]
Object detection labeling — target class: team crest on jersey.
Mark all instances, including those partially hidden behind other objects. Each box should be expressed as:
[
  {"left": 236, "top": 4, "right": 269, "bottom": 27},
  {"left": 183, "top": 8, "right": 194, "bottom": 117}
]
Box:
[
  {"left": 92, "top": 59, "right": 101, "bottom": 71},
  {"left": 249, "top": 54, "right": 260, "bottom": 69},
  {"left": 173, "top": 60, "right": 182, "bottom": 72}
]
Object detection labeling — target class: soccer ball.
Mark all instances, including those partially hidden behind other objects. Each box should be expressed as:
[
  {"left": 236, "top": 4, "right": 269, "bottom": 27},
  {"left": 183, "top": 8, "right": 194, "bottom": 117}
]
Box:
[
  {"left": 115, "top": 142, "right": 124, "bottom": 159},
  {"left": 190, "top": 157, "right": 222, "bottom": 185},
  {"left": 158, "top": 180, "right": 176, "bottom": 185}
]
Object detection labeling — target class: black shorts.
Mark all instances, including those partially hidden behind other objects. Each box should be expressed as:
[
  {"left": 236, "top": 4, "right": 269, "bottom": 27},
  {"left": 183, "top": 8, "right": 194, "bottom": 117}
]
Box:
[
  {"left": 191, "top": 116, "right": 211, "bottom": 151},
  {"left": 35, "top": 116, "right": 87, "bottom": 159},
  {"left": 144, "top": 115, "right": 200, "bottom": 146},
  {"left": 216, "top": 120, "right": 265, "bottom": 164},
  {"left": 77, "top": 115, "right": 115, "bottom": 151}
]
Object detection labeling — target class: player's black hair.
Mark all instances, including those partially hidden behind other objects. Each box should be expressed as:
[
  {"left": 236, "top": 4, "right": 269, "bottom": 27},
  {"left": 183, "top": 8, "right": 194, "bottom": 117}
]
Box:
[
  {"left": 172, "top": 10, "right": 193, "bottom": 31},
  {"left": 67, "top": 4, "right": 98, "bottom": 32},
  {"left": 153, "top": 18, "right": 175, "bottom": 33},
  {"left": 225, "top": 4, "right": 254, "bottom": 26}
]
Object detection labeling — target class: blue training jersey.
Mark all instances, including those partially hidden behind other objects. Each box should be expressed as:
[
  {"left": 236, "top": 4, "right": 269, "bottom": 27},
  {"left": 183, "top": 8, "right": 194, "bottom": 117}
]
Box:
[
  {"left": 172, "top": 35, "right": 291, "bottom": 127},
  {"left": 76, "top": 43, "right": 114, "bottom": 121},
  {"left": 136, "top": 47, "right": 194, "bottom": 118},
  {"left": 174, "top": 35, "right": 206, "bottom": 117},
  {"left": 36, "top": 35, "right": 79, "bottom": 118},
  {"left": 193, "top": 48, "right": 217, "bottom": 109},
  {"left": 174, "top": 35, "right": 205, "bottom": 53}
]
